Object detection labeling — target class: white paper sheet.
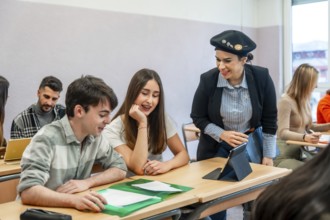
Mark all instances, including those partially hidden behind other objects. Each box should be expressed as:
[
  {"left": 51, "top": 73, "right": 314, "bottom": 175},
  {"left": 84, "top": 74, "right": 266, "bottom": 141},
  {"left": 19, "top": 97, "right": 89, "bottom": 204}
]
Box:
[
  {"left": 132, "top": 181, "right": 183, "bottom": 192},
  {"left": 100, "top": 189, "right": 160, "bottom": 207},
  {"left": 319, "top": 134, "right": 330, "bottom": 144}
]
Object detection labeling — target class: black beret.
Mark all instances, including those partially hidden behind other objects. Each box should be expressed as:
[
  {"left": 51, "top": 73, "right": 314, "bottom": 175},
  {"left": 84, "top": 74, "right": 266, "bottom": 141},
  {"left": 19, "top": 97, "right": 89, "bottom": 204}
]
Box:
[{"left": 210, "top": 30, "right": 256, "bottom": 56}]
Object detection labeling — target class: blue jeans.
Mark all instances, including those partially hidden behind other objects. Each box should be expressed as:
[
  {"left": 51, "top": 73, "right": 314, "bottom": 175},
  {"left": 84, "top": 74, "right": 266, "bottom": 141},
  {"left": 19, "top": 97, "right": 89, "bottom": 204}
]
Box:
[{"left": 209, "top": 210, "right": 226, "bottom": 220}]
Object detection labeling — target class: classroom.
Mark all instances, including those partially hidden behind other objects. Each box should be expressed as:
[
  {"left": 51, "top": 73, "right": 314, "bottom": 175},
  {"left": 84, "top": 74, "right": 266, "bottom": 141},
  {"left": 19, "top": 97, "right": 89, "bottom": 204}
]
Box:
[{"left": 0, "top": 0, "right": 329, "bottom": 219}]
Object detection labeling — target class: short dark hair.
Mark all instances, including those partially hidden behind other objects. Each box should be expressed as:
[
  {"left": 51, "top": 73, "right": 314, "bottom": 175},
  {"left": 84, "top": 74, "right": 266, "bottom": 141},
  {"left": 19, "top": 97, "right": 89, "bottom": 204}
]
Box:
[
  {"left": 65, "top": 75, "right": 118, "bottom": 117},
  {"left": 39, "top": 76, "right": 63, "bottom": 92}
]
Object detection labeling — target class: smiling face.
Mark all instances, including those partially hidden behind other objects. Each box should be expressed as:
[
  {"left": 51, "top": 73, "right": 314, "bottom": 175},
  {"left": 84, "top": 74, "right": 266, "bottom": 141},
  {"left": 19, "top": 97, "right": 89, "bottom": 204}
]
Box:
[
  {"left": 37, "top": 86, "right": 60, "bottom": 112},
  {"left": 215, "top": 50, "right": 247, "bottom": 85},
  {"left": 80, "top": 101, "right": 111, "bottom": 137},
  {"left": 134, "top": 79, "right": 160, "bottom": 116}
]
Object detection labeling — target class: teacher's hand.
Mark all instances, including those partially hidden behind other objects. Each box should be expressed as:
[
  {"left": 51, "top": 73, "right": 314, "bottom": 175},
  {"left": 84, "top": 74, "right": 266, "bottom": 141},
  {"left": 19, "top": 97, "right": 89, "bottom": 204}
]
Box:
[
  {"left": 262, "top": 157, "right": 273, "bottom": 166},
  {"left": 220, "top": 131, "right": 249, "bottom": 147}
]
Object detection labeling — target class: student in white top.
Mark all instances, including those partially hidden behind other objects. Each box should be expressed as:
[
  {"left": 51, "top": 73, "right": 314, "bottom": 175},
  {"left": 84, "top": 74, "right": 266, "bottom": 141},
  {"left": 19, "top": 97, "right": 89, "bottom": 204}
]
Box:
[{"left": 103, "top": 68, "right": 189, "bottom": 176}]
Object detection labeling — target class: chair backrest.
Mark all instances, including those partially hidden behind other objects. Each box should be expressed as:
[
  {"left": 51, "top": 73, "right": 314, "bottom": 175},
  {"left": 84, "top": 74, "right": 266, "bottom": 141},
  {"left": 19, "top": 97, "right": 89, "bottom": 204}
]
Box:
[
  {"left": 181, "top": 123, "right": 200, "bottom": 162},
  {"left": 0, "top": 147, "right": 5, "bottom": 159},
  {"left": 0, "top": 173, "right": 20, "bottom": 204}
]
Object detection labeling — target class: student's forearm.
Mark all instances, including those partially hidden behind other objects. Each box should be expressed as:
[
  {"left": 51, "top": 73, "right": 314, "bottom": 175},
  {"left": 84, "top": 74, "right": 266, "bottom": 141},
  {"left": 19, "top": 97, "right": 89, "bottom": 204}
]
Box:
[
  {"left": 21, "top": 185, "right": 75, "bottom": 208},
  {"left": 21, "top": 184, "right": 107, "bottom": 212},
  {"left": 85, "top": 167, "right": 126, "bottom": 188},
  {"left": 165, "top": 151, "right": 189, "bottom": 170},
  {"left": 129, "top": 128, "right": 149, "bottom": 174}
]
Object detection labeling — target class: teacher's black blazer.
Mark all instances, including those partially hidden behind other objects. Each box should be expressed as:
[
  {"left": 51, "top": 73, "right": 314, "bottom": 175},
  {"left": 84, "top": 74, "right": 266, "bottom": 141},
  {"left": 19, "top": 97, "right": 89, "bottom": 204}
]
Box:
[{"left": 190, "top": 64, "right": 277, "bottom": 160}]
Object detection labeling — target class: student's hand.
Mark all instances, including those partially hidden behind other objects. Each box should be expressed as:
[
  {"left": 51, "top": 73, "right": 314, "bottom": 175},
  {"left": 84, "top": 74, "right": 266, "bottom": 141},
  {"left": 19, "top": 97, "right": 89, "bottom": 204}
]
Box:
[
  {"left": 72, "top": 190, "right": 107, "bottom": 212},
  {"left": 56, "top": 179, "right": 91, "bottom": 194},
  {"left": 129, "top": 104, "right": 147, "bottom": 124},
  {"left": 143, "top": 160, "right": 170, "bottom": 175},
  {"left": 220, "top": 131, "right": 249, "bottom": 147},
  {"left": 305, "top": 132, "right": 321, "bottom": 144},
  {"left": 262, "top": 157, "right": 273, "bottom": 166}
]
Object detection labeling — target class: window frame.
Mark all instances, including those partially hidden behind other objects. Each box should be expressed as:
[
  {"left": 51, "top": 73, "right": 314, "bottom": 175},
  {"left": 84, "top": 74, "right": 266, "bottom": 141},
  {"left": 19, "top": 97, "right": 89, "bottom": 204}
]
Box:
[{"left": 283, "top": 0, "right": 329, "bottom": 93}]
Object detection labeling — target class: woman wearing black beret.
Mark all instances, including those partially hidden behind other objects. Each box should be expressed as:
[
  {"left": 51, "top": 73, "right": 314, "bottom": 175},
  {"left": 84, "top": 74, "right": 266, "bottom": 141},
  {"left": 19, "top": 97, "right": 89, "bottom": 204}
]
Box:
[{"left": 190, "top": 30, "right": 277, "bottom": 220}]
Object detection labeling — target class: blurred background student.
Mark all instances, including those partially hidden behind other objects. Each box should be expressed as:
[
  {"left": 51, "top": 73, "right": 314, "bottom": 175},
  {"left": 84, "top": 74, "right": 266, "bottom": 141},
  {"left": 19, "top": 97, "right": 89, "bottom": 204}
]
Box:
[
  {"left": 275, "top": 63, "right": 330, "bottom": 170},
  {"left": 317, "top": 89, "right": 330, "bottom": 123},
  {"left": 0, "top": 76, "right": 9, "bottom": 158},
  {"left": 103, "top": 68, "right": 189, "bottom": 177},
  {"left": 252, "top": 144, "right": 330, "bottom": 220},
  {"left": 10, "top": 75, "right": 65, "bottom": 139}
]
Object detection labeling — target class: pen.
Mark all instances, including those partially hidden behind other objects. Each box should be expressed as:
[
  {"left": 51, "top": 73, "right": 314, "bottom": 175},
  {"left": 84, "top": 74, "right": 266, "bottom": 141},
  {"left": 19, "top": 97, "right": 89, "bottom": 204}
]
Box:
[
  {"left": 307, "top": 129, "right": 314, "bottom": 134},
  {"left": 307, "top": 129, "right": 321, "bottom": 139}
]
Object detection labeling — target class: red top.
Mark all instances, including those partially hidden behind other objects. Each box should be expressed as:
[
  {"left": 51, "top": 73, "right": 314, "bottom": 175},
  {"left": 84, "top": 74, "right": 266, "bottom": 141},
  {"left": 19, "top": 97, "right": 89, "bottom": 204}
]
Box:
[{"left": 317, "top": 93, "right": 330, "bottom": 123}]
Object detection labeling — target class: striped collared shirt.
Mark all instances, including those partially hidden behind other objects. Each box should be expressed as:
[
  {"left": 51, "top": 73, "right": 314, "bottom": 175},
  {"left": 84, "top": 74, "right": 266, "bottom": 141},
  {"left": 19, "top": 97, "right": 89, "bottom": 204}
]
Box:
[
  {"left": 204, "top": 72, "right": 276, "bottom": 158},
  {"left": 205, "top": 72, "right": 252, "bottom": 140},
  {"left": 18, "top": 115, "right": 127, "bottom": 193}
]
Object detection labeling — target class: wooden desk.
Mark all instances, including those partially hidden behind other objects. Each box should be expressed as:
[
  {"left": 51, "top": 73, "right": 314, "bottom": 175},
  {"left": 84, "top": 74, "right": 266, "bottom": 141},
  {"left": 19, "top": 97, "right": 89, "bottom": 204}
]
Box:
[
  {"left": 0, "top": 178, "right": 198, "bottom": 220},
  {"left": 286, "top": 140, "right": 328, "bottom": 148},
  {"left": 286, "top": 132, "right": 330, "bottom": 148},
  {"left": 183, "top": 124, "right": 201, "bottom": 133},
  {"left": 0, "top": 161, "right": 118, "bottom": 204},
  {"left": 0, "top": 159, "right": 22, "bottom": 204},
  {"left": 0, "top": 160, "right": 104, "bottom": 177},
  {"left": 0, "top": 200, "right": 121, "bottom": 220},
  {"left": 0, "top": 158, "right": 290, "bottom": 220},
  {"left": 131, "top": 158, "right": 291, "bottom": 219},
  {"left": 0, "top": 159, "right": 21, "bottom": 176}
]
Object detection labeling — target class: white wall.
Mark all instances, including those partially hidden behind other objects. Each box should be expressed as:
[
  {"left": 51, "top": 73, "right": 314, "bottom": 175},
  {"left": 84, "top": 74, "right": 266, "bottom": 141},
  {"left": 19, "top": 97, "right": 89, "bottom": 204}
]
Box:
[
  {"left": 21, "top": 0, "right": 257, "bottom": 26},
  {"left": 1, "top": 0, "right": 284, "bottom": 159}
]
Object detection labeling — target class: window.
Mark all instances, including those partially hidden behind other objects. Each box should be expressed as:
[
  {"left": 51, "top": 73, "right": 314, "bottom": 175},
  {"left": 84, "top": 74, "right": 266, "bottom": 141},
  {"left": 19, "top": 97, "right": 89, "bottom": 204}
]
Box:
[{"left": 288, "top": 0, "right": 329, "bottom": 121}]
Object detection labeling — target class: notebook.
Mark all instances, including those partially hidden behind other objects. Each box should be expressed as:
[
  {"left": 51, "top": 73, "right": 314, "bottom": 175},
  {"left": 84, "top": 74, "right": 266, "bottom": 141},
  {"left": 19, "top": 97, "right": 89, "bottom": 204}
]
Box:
[
  {"left": 203, "top": 143, "right": 252, "bottom": 181},
  {"left": 3, "top": 138, "right": 32, "bottom": 164}
]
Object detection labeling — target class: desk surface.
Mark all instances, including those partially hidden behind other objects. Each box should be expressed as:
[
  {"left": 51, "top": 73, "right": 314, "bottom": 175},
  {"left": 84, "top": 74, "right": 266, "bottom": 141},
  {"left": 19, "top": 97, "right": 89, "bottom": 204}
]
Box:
[
  {"left": 0, "top": 158, "right": 290, "bottom": 220},
  {"left": 0, "top": 159, "right": 21, "bottom": 176},
  {"left": 0, "top": 178, "right": 197, "bottom": 220},
  {"left": 286, "top": 140, "right": 328, "bottom": 148},
  {"left": 0, "top": 200, "right": 121, "bottom": 220},
  {"left": 184, "top": 124, "right": 201, "bottom": 133},
  {"left": 286, "top": 132, "right": 330, "bottom": 148},
  {"left": 132, "top": 158, "right": 291, "bottom": 203}
]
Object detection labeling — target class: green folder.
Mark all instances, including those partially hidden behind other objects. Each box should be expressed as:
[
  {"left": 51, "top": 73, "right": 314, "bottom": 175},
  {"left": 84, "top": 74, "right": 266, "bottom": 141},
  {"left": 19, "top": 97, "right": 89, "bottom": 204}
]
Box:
[{"left": 98, "top": 178, "right": 193, "bottom": 217}]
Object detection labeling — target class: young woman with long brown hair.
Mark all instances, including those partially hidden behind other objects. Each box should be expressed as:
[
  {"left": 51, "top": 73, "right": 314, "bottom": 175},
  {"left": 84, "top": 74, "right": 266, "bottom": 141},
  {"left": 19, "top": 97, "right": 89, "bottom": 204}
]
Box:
[{"left": 103, "top": 68, "right": 189, "bottom": 176}]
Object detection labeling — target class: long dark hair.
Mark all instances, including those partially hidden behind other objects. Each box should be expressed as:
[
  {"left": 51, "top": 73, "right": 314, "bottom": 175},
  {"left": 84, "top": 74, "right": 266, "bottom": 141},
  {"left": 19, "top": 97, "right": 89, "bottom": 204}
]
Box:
[
  {"left": 252, "top": 145, "right": 330, "bottom": 220},
  {"left": 113, "top": 69, "right": 166, "bottom": 154},
  {"left": 0, "top": 76, "right": 9, "bottom": 145}
]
